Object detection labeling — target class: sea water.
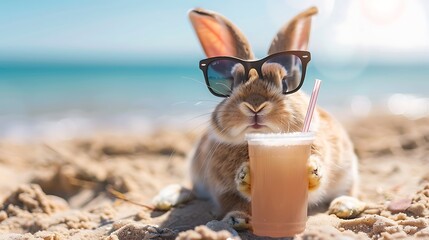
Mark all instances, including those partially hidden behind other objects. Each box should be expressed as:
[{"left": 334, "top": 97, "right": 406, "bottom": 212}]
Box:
[{"left": 0, "top": 61, "right": 428, "bottom": 140}]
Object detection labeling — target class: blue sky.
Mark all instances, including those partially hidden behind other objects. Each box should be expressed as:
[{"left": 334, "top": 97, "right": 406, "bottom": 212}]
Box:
[{"left": 1, "top": 0, "right": 428, "bottom": 64}]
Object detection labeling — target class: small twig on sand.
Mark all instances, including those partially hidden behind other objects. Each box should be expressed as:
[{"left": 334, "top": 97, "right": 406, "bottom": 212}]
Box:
[
  {"left": 106, "top": 185, "right": 155, "bottom": 210},
  {"left": 67, "top": 176, "right": 99, "bottom": 189}
]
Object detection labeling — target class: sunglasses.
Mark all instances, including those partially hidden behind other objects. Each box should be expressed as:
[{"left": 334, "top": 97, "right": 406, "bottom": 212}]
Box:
[{"left": 199, "top": 51, "right": 311, "bottom": 97}]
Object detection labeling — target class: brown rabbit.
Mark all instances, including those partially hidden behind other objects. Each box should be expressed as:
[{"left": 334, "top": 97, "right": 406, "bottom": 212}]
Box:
[{"left": 185, "top": 7, "right": 361, "bottom": 229}]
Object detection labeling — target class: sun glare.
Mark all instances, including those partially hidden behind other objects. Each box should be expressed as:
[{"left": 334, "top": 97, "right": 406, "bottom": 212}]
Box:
[
  {"left": 336, "top": 0, "right": 428, "bottom": 52},
  {"left": 361, "top": 0, "right": 406, "bottom": 24}
]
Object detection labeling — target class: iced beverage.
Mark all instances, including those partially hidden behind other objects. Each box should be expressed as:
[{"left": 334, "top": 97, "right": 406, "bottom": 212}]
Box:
[{"left": 246, "top": 132, "right": 314, "bottom": 238}]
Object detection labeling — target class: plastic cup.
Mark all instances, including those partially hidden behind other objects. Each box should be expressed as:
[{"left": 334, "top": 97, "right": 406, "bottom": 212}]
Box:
[{"left": 246, "top": 132, "right": 315, "bottom": 237}]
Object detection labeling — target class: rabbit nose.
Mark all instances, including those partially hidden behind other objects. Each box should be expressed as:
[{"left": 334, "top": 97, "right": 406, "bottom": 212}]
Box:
[
  {"left": 244, "top": 94, "right": 267, "bottom": 109},
  {"left": 242, "top": 101, "right": 269, "bottom": 114}
]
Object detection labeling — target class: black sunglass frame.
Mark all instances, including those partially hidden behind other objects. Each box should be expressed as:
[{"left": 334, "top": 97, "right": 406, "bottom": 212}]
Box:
[{"left": 199, "top": 51, "right": 311, "bottom": 97}]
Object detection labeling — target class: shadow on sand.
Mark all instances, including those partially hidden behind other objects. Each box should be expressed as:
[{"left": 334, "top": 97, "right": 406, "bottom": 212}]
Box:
[{"left": 152, "top": 192, "right": 330, "bottom": 239}]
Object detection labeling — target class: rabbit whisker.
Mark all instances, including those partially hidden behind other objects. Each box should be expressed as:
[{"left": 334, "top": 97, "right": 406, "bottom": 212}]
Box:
[
  {"left": 181, "top": 76, "right": 207, "bottom": 86},
  {"left": 213, "top": 82, "right": 232, "bottom": 92},
  {"left": 186, "top": 110, "right": 241, "bottom": 122},
  {"left": 181, "top": 76, "right": 233, "bottom": 94}
]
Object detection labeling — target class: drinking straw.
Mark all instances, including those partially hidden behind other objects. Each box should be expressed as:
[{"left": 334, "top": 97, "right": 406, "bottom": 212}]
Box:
[{"left": 302, "top": 79, "right": 322, "bottom": 132}]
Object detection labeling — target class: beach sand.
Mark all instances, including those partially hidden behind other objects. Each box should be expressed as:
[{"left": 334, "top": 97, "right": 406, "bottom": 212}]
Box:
[{"left": 0, "top": 113, "right": 428, "bottom": 239}]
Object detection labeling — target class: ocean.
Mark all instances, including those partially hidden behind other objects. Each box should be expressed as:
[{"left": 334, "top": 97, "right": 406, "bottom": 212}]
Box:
[{"left": 0, "top": 61, "right": 428, "bottom": 140}]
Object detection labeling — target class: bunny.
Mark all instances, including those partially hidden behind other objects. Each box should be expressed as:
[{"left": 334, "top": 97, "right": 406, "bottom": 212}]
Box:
[{"left": 152, "top": 7, "right": 363, "bottom": 230}]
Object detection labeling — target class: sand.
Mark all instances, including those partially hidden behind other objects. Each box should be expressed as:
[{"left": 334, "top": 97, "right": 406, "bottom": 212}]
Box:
[{"left": 0, "top": 114, "right": 428, "bottom": 240}]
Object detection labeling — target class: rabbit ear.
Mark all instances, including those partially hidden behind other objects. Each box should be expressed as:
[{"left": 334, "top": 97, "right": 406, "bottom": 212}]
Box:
[
  {"left": 189, "top": 8, "right": 254, "bottom": 59},
  {"left": 268, "top": 7, "right": 318, "bottom": 54}
]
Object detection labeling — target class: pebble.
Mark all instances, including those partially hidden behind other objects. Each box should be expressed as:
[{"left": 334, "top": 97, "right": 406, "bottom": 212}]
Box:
[
  {"left": 206, "top": 220, "right": 239, "bottom": 237},
  {"left": 387, "top": 198, "right": 412, "bottom": 213},
  {"left": 328, "top": 196, "right": 366, "bottom": 219},
  {"left": 152, "top": 184, "right": 194, "bottom": 211}
]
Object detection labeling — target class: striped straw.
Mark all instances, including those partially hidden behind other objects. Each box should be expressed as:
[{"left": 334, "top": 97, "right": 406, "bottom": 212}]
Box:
[{"left": 303, "top": 79, "right": 322, "bottom": 132}]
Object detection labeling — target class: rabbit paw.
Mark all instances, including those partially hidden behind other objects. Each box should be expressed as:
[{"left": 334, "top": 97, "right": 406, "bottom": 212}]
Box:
[
  {"left": 308, "top": 155, "right": 323, "bottom": 191},
  {"left": 235, "top": 162, "right": 251, "bottom": 201},
  {"left": 222, "top": 211, "right": 251, "bottom": 230},
  {"left": 328, "top": 195, "right": 366, "bottom": 219}
]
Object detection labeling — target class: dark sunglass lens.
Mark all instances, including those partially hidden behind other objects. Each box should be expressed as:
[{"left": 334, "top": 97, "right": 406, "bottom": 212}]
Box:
[
  {"left": 263, "top": 54, "right": 303, "bottom": 93},
  {"left": 207, "top": 59, "right": 243, "bottom": 96}
]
